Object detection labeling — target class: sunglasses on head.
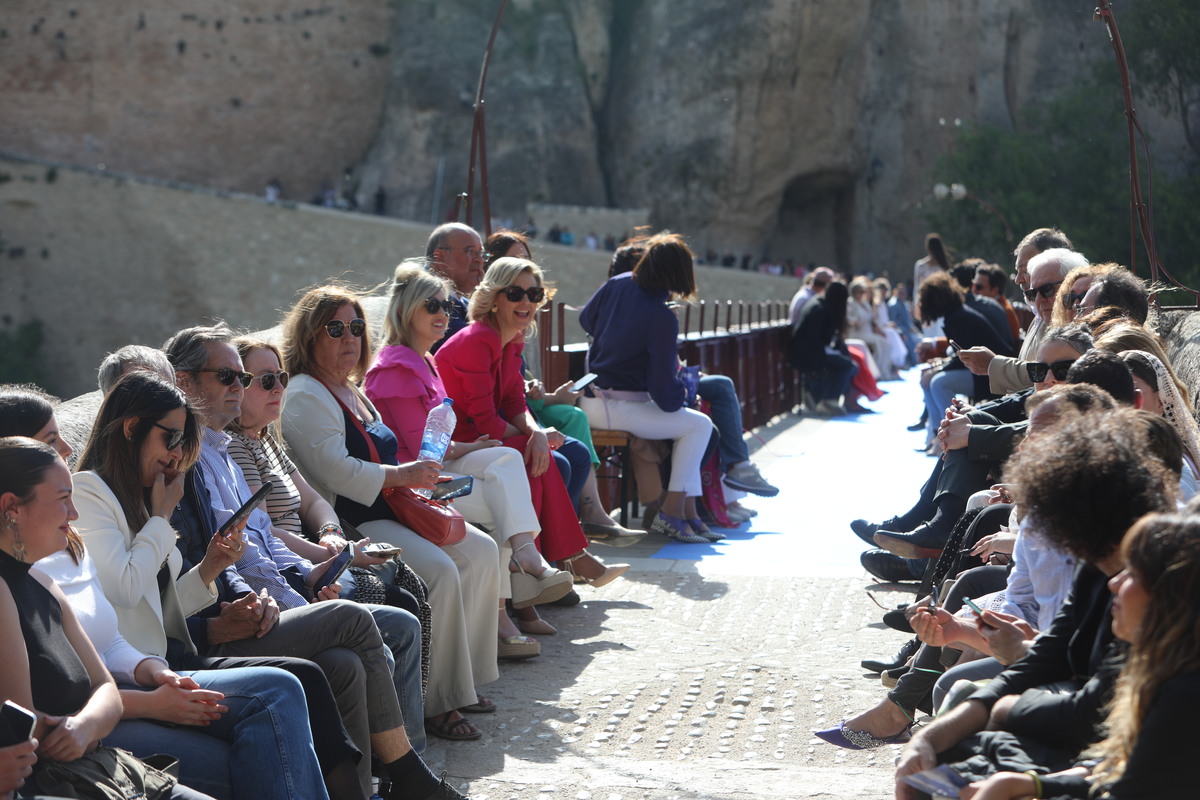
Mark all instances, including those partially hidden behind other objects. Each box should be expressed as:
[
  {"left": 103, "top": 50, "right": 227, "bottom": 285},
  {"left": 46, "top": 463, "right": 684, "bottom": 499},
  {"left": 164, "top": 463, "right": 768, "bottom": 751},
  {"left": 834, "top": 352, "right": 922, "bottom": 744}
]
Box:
[
  {"left": 325, "top": 318, "right": 366, "bottom": 339},
  {"left": 502, "top": 285, "right": 545, "bottom": 303},
  {"left": 1026, "top": 358, "right": 1075, "bottom": 383},
  {"left": 1023, "top": 281, "right": 1062, "bottom": 302},
  {"left": 198, "top": 367, "right": 253, "bottom": 388},
  {"left": 251, "top": 371, "right": 289, "bottom": 391},
  {"left": 153, "top": 422, "right": 186, "bottom": 450},
  {"left": 423, "top": 298, "right": 456, "bottom": 315}
]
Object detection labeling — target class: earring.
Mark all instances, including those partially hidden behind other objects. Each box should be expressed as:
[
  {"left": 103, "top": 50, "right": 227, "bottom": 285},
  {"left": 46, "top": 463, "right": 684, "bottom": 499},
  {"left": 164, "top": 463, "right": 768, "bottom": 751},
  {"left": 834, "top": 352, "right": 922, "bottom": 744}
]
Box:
[{"left": 6, "top": 516, "right": 26, "bottom": 563}]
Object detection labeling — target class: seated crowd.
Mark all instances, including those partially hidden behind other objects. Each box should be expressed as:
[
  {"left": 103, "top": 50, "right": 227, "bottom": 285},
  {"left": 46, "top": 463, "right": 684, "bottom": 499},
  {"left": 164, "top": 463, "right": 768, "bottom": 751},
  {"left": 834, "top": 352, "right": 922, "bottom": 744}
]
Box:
[
  {"left": 809, "top": 225, "right": 1200, "bottom": 800},
  {"left": 0, "top": 223, "right": 779, "bottom": 799}
]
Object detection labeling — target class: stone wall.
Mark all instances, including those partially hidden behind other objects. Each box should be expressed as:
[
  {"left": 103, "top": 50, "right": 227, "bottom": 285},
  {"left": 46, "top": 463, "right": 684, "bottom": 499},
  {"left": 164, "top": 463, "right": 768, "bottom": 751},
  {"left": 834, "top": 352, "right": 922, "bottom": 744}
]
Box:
[
  {"left": 6, "top": 1, "right": 1177, "bottom": 278},
  {"left": 0, "top": 155, "right": 800, "bottom": 399}
]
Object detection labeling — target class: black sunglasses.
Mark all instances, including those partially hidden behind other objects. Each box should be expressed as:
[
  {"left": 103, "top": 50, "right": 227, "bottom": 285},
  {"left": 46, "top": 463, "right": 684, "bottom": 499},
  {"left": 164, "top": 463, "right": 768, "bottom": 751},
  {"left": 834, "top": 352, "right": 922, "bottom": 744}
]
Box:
[
  {"left": 502, "top": 286, "right": 545, "bottom": 303},
  {"left": 198, "top": 367, "right": 253, "bottom": 388},
  {"left": 1061, "top": 291, "right": 1087, "bottom": 309},
  {"left": 154, "top": 422, "right": 186, "bottom": 450},
  {"left": 423, "top": 298, "right": 456, "bottom": 315},
  {"left": 1022, "top": 281, "right": 1062, "bottom": 302},
  {"left": 1026, "top": 358, "right": 1075, "bottom": 383},
  {"left": 251, "top": 371, "right": 289, "bottom": 391},
  {"left": 325, "top": 318, "right": 366, "bottom": 339}
]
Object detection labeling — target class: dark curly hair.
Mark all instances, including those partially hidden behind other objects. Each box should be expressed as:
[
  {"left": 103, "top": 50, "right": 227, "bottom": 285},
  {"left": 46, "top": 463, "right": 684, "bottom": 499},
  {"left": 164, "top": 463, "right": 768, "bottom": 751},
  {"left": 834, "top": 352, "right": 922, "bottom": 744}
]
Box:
[
  {"left": 1009, "top": 410, "right": 1172, "bottom": 565},
  {"left": 916, "top": 271, "right": 964, "bottom": 324}
]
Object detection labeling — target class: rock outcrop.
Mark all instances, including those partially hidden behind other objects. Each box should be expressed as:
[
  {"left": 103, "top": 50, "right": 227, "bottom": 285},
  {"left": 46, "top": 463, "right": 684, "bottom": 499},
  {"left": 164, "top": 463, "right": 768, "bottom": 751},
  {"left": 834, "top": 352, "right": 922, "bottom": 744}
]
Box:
[{"left": 2, "top": 0, "right": 1132, "bottom": 269}]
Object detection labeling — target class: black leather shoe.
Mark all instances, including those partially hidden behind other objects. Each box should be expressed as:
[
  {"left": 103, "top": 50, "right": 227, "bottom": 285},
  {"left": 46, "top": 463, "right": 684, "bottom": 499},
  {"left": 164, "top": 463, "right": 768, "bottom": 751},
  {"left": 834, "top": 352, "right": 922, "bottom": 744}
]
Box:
[
  {"left": 850, "top": 516, "right": 904, "bottom": 545},
  {"left": 861, "top": 637, "right": 919, "bottom": 673},
  {"left": 873, "top": 524, "right": 947, "bottom": 559},
  {"left": 906, "top": 420, "right": 926, "bottom": 432},
  {"left": 860, "top": 548, "right": 916, "bottom": 583},
  {"left": 883, "top": 606, "right": 916, "bottom": 633}
]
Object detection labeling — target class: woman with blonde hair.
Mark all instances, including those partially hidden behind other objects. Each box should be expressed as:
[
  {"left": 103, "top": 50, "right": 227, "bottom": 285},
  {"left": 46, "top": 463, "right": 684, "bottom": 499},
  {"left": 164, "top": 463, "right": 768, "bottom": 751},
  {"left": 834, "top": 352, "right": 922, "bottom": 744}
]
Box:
[
  {"left": 364, "top": 262, "right": 573, "bottom": 647},
  {"left": 279, "top": 284, "right": 501, "bottom": 743},
  {"left": 435, "top": 258, "right": 628, "bottom": 586}
]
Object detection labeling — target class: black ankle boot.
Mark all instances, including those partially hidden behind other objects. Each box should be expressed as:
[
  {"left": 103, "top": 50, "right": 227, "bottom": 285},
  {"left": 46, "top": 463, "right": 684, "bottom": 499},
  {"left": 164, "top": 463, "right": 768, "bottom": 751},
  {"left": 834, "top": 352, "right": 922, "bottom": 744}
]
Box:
[{"left": 861, "top": 637, "right": 919, "bottom": 673}]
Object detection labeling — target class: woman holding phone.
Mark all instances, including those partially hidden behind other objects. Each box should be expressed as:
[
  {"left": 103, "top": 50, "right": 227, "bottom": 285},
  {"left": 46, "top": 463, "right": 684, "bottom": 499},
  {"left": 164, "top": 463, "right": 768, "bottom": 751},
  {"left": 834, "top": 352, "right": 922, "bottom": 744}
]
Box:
[
  {"left": 963, "top": 513, "right": 1200, "bottom": 800},
  {"left": 0, "top": 436, "right": 216, "bottom": 799},
  {"left": 362, "top": 265, "right": 573, "bottom": 644}
]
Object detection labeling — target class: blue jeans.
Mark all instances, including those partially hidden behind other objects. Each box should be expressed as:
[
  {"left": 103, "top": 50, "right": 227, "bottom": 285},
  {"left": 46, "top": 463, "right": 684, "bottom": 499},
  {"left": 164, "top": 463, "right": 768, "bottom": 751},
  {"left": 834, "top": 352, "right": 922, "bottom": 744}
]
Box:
[
  {"left": 808, "top": 350, "right": 857, "bottom": 401},
  {"left": 551, "top": 436, "right": 592, "bottom": 509},
  {"left": 104, "top": 666, "right": 328, "bottom": 800},
  {"left": 697, "top": 375, "right": 748, "bottom": 470},
  {"left": 925, "top": 367, "right": 975, "bottom": 439}
]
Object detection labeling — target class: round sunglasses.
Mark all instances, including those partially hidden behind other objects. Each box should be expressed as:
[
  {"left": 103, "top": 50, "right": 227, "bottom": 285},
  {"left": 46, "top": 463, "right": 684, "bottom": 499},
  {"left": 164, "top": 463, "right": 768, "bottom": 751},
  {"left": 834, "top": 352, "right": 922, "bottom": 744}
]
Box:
[
  {"left": 501, "top": 285, "right": 545, "bottom": 303},
  {"left": 249, "top": 371, "right": 289, "bottom": 391},
  {"left": 423, "top": 298, "right": 456, "bottom": 315},
  {"left": 153, "top": 422, "right": 186, "bottom": 451},
  {"left": 197, "top": 367, "right": 253, "bottom": 388},
  {"left": 325, "top": 318, "right": 366, "bottom": 339}
]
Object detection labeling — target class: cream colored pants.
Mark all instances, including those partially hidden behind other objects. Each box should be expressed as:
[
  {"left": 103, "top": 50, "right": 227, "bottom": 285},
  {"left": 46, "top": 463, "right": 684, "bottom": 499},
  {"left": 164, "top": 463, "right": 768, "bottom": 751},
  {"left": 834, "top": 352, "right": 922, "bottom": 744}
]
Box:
[{"left": 358, "top": 518, "right": 500, "bottom": 716}]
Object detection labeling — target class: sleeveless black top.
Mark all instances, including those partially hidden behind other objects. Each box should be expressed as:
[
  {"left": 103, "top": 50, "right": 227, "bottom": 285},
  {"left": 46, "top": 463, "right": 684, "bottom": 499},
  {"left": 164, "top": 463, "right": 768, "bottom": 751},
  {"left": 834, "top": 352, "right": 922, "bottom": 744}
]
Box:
[{"left": 0, "top": 549, "right": 91, "bottom": 715}]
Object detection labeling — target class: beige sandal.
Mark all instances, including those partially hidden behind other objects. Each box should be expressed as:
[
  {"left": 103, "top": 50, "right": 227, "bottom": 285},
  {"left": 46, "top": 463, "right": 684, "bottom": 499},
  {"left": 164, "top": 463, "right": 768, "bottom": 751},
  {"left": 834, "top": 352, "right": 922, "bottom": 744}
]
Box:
[{"left": 509, "top": 542, "right": 573, "bottom": 609}]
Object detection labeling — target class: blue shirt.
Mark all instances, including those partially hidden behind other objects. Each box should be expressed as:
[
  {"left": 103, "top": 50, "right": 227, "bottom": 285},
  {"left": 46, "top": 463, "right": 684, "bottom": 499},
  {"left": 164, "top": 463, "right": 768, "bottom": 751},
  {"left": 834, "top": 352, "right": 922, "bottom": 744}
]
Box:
[
  {"left": 579, "top": 272, "right": 685, "bottom": 411},
  {"left": 198, "top": 427, "right": 312, "bottom": 610}
]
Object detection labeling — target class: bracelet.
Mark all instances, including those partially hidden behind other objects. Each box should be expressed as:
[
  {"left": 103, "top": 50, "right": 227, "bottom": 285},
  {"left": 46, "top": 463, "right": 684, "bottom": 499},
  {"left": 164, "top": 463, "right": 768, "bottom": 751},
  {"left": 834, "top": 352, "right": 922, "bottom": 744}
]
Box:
[
  {"left": 317, "top": 522, "right": 343, "bottom": 539},
  {"left": 1024, "top": 770, "right": 1043, "bottom": 798}
]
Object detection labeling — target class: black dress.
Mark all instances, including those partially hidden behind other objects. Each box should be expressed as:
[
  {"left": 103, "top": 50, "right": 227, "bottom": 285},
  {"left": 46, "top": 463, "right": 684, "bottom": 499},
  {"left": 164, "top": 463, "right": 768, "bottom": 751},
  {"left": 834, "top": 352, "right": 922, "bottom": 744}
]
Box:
[{"left": 0, "top": 548, "right": 91, "bottom": 715}]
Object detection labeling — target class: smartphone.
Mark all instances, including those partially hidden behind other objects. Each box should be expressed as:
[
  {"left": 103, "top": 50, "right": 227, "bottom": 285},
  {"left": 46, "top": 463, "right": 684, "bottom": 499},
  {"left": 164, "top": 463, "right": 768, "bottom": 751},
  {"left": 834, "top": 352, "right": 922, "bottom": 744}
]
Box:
[
  {"left": 431, "top": 475, "right": 474, "bottom": 502},
  {"left": 360, "top": 542, "right": 402, "bottom": 558},
  {"left": 312, "top": 545, "right": 353, "bottom": 594},
  {"left": 217, "top": 481, "right": 274, "bottom": 537},
  {"left": 947, "top": 339, "right": 964, "bottom": 352},
  {"left": 570, "top": 372, "right": 599, "bottom": 393},
  {"left": 0, "top": 700, "right": 36, "bottom": 747},
  {"left": 963, "top": 597, "right": 985, "bottom": 617}
]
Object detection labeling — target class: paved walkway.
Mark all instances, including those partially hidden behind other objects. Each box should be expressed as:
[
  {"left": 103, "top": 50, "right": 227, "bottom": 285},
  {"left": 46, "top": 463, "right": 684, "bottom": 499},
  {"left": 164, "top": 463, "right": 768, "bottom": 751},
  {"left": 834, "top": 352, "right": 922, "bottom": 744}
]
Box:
[{"left": 426, "top": 372, "right": 933, "bottom": 799}]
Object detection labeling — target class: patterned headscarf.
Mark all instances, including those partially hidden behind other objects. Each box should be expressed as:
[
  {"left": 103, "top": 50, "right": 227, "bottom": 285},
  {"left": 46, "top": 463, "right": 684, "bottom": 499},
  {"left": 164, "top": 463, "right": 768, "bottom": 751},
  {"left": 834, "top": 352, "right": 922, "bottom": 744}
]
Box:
[{"left": 1124, "top": 350, "right": 1200, "bottom": 464}]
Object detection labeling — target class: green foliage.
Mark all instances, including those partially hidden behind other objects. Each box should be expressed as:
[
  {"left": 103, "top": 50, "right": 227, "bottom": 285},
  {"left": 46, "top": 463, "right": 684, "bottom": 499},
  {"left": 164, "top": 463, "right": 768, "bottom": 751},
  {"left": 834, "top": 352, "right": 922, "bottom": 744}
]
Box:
[
  {"left": 924, "top": 83, "right": 1200, "bottom": 288},
  {"left": 0, "top": 319, "right": 46, "bottom": 385}
]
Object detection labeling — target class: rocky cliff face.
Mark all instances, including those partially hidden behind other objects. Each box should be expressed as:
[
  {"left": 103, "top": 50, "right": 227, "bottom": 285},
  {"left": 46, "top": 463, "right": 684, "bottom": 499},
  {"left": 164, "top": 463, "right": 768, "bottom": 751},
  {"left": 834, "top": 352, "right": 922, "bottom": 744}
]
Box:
[{"left": 1, "top": 0, "right": 1114, "bottom": 270}]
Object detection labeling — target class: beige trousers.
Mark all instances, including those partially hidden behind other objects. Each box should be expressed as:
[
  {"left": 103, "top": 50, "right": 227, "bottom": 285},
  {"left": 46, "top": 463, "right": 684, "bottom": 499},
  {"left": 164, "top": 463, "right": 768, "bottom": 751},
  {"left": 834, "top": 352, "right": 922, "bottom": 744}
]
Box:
[
  {"left": 441, "top": 445, "right": 542, "bottom": 600},
  {"left": 358, "top": 518, "right": 500, "bottom": 716}
]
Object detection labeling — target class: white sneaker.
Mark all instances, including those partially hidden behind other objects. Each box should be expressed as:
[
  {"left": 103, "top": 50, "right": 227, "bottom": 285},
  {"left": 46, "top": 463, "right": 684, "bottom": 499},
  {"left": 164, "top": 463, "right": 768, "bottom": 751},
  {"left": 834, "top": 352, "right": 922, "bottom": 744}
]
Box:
[{"left": 723, "top": 462, "right": 779, "bottom": 497}]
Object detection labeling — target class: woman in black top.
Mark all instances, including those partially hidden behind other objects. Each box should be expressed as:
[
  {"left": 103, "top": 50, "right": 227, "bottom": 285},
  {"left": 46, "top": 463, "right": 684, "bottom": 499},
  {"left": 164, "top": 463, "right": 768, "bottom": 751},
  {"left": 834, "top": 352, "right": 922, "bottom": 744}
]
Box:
[
  {"left": 964, "top": 513, "right": 1200, "bottom": 800},
  {"left": 0, "top": 436, "right": 213, "bottom": 799},
  {"left": 789, "top": 281, "right": 859, "bottom": 414}
]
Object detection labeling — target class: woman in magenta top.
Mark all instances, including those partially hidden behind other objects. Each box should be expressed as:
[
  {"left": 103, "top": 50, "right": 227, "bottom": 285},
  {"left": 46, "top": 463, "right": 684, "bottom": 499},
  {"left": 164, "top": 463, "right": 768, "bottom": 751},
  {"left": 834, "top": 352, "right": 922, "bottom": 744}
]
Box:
[
  {"left": 364, "top": 263, "right": 574, "bottom": 643},
  {"left": 431, "top": 257, "right": 627, "bottom": 587}
]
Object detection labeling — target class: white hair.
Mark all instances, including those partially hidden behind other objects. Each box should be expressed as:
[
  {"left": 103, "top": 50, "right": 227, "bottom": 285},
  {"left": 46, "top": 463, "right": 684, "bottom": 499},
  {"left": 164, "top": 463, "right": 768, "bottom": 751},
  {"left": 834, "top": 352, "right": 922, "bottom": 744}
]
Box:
[{"left": 1029, "top": 247, "right": 1089, "bottom": 279}]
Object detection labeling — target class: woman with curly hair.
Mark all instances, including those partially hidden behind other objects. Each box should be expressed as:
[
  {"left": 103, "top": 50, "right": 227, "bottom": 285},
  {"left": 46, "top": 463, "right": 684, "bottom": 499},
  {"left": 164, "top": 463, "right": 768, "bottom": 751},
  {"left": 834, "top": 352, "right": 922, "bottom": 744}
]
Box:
[{"left": 963, "top": 513, "right": 1200, "bottom": 799}]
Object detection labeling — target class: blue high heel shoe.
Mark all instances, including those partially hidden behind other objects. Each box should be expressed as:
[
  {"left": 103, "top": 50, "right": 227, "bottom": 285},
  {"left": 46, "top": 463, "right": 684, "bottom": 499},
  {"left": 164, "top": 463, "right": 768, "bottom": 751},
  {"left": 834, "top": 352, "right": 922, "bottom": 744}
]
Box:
[{"left": 813, "top": 721, "right": 913, "bottom": 750}]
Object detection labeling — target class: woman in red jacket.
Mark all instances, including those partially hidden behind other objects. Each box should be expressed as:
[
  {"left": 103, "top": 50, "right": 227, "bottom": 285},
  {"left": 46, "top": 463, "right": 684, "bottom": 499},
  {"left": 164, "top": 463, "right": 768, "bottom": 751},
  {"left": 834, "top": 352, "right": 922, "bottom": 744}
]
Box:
[{"left": 434, "top": 257, "right": 627, "bottom": 587}]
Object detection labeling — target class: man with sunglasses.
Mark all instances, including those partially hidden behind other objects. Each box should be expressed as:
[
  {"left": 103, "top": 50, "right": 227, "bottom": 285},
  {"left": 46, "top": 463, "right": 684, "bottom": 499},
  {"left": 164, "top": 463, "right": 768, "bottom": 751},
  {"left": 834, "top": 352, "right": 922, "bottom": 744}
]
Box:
[
  {"left": 163, "top": 325, "right": 462, "bottom": 800},
  {"left": 958, "top": 235, "right": 1085, "bottom": 396},
  {"left": 425, "top": 222, "right": 486, "bottom": 351}
]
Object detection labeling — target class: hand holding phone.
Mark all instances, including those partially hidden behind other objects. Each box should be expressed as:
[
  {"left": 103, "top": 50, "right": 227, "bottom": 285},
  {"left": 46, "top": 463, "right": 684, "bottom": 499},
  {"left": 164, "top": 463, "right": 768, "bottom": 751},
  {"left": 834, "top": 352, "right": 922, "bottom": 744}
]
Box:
[
  {"left": 431, "top": 476, "right": 474, "bottom": 502},
  {"left": 218, "top": 482, "right": 274, "bottom": 537},
  {"left": 0, "top": 702, "right": 35, "bottom": 747},
  {"left": 310, "top": 545, "right": 353, "bottom": 597}
]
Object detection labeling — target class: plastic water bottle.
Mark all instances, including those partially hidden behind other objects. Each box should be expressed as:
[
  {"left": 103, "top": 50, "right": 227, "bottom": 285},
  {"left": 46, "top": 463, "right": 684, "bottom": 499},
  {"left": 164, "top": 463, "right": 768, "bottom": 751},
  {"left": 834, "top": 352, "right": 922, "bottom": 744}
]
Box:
[
  {"left": 415, "top": 398, "right": 455, "bottom": 497},
  {"left": 369, "top": 777, "right": 384, "bottom": 800}
]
